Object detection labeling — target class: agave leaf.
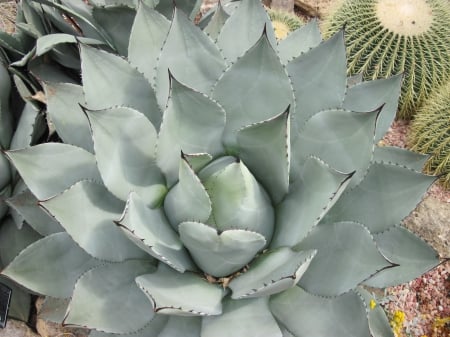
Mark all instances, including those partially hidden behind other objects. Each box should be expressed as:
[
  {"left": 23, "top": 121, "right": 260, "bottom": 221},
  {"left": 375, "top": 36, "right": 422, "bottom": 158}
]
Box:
[
  {"left": 85, "top": 106, "right": 166, "bottom": 205},
  {"left": 270, "top": 287, "right": 371, "bottom": 337},
  {"left": 203, "top": 1, "right": 229, "bottom": 40},
  {"left": 9, "top": 103, "right": 40, "bottom": 151},
  {"left": 36, "top": 34, "right": 105, "bottom": 56},
  {"left": 201, "top": 160, "right": 274, "bottom": 239},
  {"left": 212, "top": 32, "right": 293, "bottom": 149},
  {"left": 178, "top": 221, "right": 266, "bottom": 277},
  {"left": 277, "top": 19, "right": 322, "bottom": 65},
  {"left": 164, "top": 156, "right": 212, "bottom": 227},
  {"left": 92, "top": 6, "right": 136, "bottom": 56},
  {"left": 0, "top": 155, "right": 11, "bottom": 192},
  {"left": 325, "top": 163, "right": 436, "bottom": 233},
  {"left": 364, "top": 225, "right": 440, "bottom": 288},
  {"left": 297, "top": 222, "right": 391, "bottom": 296},
  {"left": 89, "top": 315, "right": 168, "bottom": 337},
  {"left": 128, "top": 2, "right": 170, "bottom": 86},
  {"left": 156, "top": 77, "right": 225, "bottom": 186},
  {"left": 202, "top": 297, "right": 282, "bottom": 337},
  {"left": 183, "top": 153, "right": 213, "bottom": 172},
  {"left": 0, "top": 31, "right": 28, "bottom": 56},
  {"left": 0, "top": 276, "right": 32, "bottom": 321},
  {"left": 271, "top": 157, "right": 352, "bottom": 248},
  {"left": 1, "top": 232, "right": 101, "bottom": 298},
  {"left": 237, "top": 108, "right": 290, "bottom": 204},
  {"left": 44, "top": 82, "right": 93, "bottom": 153},
  {"left": 357, "top": 287, "right": 394, "bottom": 337},
  {"left": 373, "top": 146, "right": 429, "bottom": 171},
  {"left": 6, "top": 189, "right": 64, "bottom": 236},
  {"left": 228, "top": 248, "right": 316, "bottom": 299},
  {"left": 217, "top": 0, "right": 276, "bottom": 63},
  {"left": 155, "top": 0, "right": 202, "bottom": 20},
  {"left": 0, "top": 62, "right": 12, "bottom": 149},
  {"left": 118, "top": 192, "right": 196, "bottom": 273},
  {"left": 157, "top": 316, "right": 201, "bottom": 337},
  {"left": 0, "top": 185, "right": 11, "bottom": 219},
  {"left": 65, "top": 260, "right": 155, "bottom": 333},
  {"left": 0, "top": 219, "right": 41, "bottom": 266},
  {"left": 293, "top": 109, "right": 378, "bottom": 186},
  {"left": 343, "top": 75, "right": 402, "bottom": 141},
  {"left": 155, "top": 8, "right": 226, "bottom": 108},
  {"left": 40, "top": 181, "right": 146, "bottom": 262},
  {"left": 21, "top": 0, "right": 47, "bottom": 36},
  {"left": 6, "top": 143, "right": 101, "bottom": 200},
  {"left": 136, "top": 263, "right": 224, "bottom": 316},
  {"left": 287, "top": 30, "right": 346, "bottom": 127},
  {"left": 80, "top": 44, "right": 162, "bottom": 128}
]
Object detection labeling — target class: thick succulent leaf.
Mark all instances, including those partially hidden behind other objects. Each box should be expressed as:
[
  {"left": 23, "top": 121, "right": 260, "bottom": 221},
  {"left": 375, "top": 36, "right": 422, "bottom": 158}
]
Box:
[
  {"left": 44, "top": 82, "right": 93, "bottom": 152},
  {"left": 357, "top": 287, "right": 394, "bottom": 337},
  {"left": 0, "top": 185, "right": 11, "bottom": 219},
  {"left": 178, "top": 221, "right": 266, "bottom": 277},
  {"left": 6, "top": 143, "right": 101, "bottom": 200},
  {"left": 6, "top": 189, "right": 64, "bottom": 236},
  {"left": 203, "top": 1, "right": 229, "bottom": 40},
  {"left": 287, "top": 30, "right": 346, "bottom": 128},
  {"left": 154, "top": 0, "right": 202, "bottom": 20},
  {"left": 0, "top": 62, "right": 12, "bottom": 148},
  {"left": 373, "top": 146, "right": 428, "bottom": 171},
  {"left": 128, "top": 3, "right": 170, "bottom": 85},
  {"left": 343, "top": 75, "right": 402, "bottom": 141},
  {"left": 297, "top": 222, "right": 391, "bottom": 296},
  {"left": 277, "top": 19, "right": 322, "bottom": 65},
  {"left": 36, "top": 34, "right": 105, "bottom": 57},
  {"left": 270, "top": 287, "right": 371, "bottom": 337},
  {"left": 156, "top": 77, "right": 225, "bottom": 185},
  {"left": 9, "top": 103, "right": 40, "bottom": 151},
  {"left": 164, "top": 156, "right": 212, "bottom": 227},
  {"left": 237, "top": 108, "right": 290, "bottom": 204},
  {"left": 271, "top": 157, "right": 353, "bottom": 248},
  {"left": 155, "top": 8, "right": 226, "bottom": 108},
  {"left": 118, "top": 192, "right": 195, "bottom": 273},
  {"left": 40, "top": 181, "right": 146, "bottom": 262},
  {"left": 85, "top": 106, "right": 166, "bottom": 205},
  {"left": 202, "top": 297, "right": 282, "bottom": 337},
  {"left": 201, "top": 160, "right": 274, "bottom": 239},
  {"left": 136, "top": 264, "right": 224, "bottom": 316},
  {"left": 0, "top": 277, "right": 31, "bottom": 322},
  {"left": 0, "top": 219, "right": 41, "bottom": 266},
  {"left": 80, "top": 44, "right": 162, "bottom": 128},
  {"left": 92, "top": 6, "right": 136, "bottom": 56},
  {"left": 89, "top": 316, "right": 168, "bottom": 337},
  {"left": 65, "top": 260, "right": 155, "bottom": 333},
  {"left": 364, "top": 226, "right": 440, "bottom": 288},
  {"left": 228, "top": 248, "right": 316, "bottom": 299},
  {"left": 0, "top": 154, "right": 11, "bottom": 191},
  {"left": 157, "top": 316, "right": 201, "bottom": 337},
  {"left": 212, "top": 33, "right": 293, "bottom": 149},
  {"left": 183, "top": 153, "right": 213, "bottom": 172},
  {"left": 293, "top": 109, "right": 378, "bottom": 186},
  {"left": 1, "top": 232, "right": 101, "bottom": 298},
  {"left": 217, "top": 0, "right": 276, "bottom": 63},
  {"left": 325, "top": 163, "right": 436, "bottom": 233}
]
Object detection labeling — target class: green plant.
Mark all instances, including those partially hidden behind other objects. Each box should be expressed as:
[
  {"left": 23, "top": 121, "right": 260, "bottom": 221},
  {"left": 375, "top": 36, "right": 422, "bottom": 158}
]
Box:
[
  {"left": 1, "top": 0, "right": 441, "bottom": 336},
  {"left": 322, "top": 0, "right": 450, "bottom": 120},
  {"left": 408, "top": 81, "right": 450, "bottom": 189},
  {"left": 267, "top": 9, "right": 304, "bottom": 40}
]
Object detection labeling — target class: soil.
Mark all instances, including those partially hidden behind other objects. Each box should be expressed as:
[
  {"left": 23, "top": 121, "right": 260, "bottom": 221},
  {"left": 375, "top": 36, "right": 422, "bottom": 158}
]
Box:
[{"left": 1, "top": 1, "right": 449, "bottom": 337}]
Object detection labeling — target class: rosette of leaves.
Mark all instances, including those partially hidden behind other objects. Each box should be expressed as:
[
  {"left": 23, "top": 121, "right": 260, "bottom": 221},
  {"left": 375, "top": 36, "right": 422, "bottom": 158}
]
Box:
[
  {"left": 1, "top": 0, "right": 440, "bottom": 336},
  {"left": 322, "top": 0, "right": 450, "bottom": 119},
  {"left": 408, "top": 81, "right": 450, "bottom": 189}
]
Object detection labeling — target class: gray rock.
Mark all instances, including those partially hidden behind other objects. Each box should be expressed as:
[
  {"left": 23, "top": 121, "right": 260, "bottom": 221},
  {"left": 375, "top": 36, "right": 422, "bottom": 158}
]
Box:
[{"left": 0, "top": 319, "right": 39, "bottom": 337}]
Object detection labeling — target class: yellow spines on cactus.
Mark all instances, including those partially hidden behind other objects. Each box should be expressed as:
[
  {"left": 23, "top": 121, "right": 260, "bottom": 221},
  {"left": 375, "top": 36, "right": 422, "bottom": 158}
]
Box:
[
  {"left": 408, "top": 81, "right": 450, "bottom": 188},
  {"left": 322, "top": 0, "right": 450, "bottom": 119},
  {"left": 267, "top": 9, "right": 305, "bottom": 40}
]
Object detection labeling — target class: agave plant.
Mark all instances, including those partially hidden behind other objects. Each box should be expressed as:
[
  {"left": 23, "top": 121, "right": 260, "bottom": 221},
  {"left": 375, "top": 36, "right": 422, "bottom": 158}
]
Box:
[
  {"left": 322, "top": 0, "right": 450, "bottom": 119},
  {"left": 1, "top": 0, "right": 440, "bottom": 336}
]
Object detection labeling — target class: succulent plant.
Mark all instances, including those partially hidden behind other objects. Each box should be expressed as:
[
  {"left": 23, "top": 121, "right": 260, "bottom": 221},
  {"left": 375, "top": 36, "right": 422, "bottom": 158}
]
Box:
[
  {"left": 267, "top": 9, "right": 305, "bottom": 40},
  {"left": 408, "top": 80, "right": 450, "bottom": 189},
  {"left": 322, "top": 0, "right": 450, "bottom": 119},
  {"left": 0, "top": 0, "right": 441, "bottom": 336}
]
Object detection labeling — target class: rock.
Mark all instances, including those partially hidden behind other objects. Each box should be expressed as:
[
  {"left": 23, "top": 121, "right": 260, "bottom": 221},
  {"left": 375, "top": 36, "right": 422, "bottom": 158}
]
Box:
[
  {"left": 0, "top": 319, "right": 39, "bottom": 337},
  {"left": 404, "top": 195, "right": 450, "bottom": 258}
]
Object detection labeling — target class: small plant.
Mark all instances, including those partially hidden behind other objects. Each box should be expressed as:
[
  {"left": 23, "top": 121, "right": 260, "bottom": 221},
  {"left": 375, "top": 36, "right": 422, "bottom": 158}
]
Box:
[
  {"left": 408, "top": 81, "right": 450, "bottom": 189},
  {"left": 322, "top": 0, "right": 450, "bottom": 119},
  {"left": 0, "top": 0, "right": 441, "bottom": 336},
  {"left": 267, "top": 9, "right": 305, "bottom": 39}
]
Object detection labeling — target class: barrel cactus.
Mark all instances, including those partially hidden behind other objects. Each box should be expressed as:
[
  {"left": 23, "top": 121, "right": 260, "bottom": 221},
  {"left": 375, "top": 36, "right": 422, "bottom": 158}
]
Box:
[
  {"left": 267, "top": 9, "right": 305, "bottom": 40},
  {"left": 322, "top": 0, "right": 450, "bottom": 119},
  {"left": 1, "top": 0, "right": 440, "bottom": 336},
  {"left": 409, "top": 81, "right": 450, "bottom": 189}
]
